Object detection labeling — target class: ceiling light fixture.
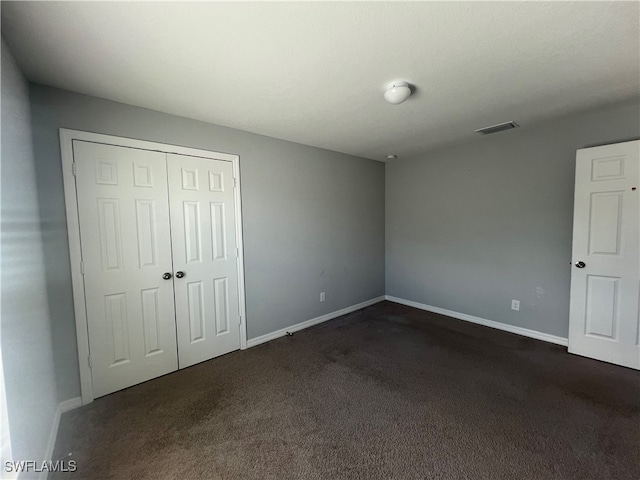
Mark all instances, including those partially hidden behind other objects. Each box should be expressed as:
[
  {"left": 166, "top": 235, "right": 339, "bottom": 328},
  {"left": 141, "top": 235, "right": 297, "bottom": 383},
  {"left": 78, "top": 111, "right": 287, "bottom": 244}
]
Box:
[
  {"left": 386, "top": 154, "right": 397, "bottom": 160},
  {"left": 384, "top": 81, "right": 412, "bottom": 105}
]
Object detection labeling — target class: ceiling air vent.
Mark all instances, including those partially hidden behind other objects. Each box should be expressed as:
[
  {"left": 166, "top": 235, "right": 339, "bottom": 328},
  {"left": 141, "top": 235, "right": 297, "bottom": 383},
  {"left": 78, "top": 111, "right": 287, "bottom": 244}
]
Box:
[{"left": 475, "top": 121, "right": 519, "bottom": 135}]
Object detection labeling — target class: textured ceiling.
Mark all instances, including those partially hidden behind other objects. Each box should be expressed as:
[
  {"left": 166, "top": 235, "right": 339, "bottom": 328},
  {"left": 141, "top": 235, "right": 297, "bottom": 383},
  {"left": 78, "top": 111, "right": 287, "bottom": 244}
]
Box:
[{"left": 2, "top": 2, "right": 639, "bottom": 161}]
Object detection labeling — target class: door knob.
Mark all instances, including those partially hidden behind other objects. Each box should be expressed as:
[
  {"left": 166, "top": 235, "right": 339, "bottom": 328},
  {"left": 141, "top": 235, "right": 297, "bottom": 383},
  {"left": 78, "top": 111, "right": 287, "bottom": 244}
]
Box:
[
  {"left": 575, "top": 261, "right": 586, "bottom": 268},
  {"left": 175, "top": 271, "right": 185, "bottom": 278},
  {"left": 162, "top": 272, "right": 172, "bottom": 280}
]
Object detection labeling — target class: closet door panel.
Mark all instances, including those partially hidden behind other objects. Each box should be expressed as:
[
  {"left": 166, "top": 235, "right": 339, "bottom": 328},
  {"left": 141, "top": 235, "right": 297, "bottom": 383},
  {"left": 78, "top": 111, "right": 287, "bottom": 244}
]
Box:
[
  {"left": 74, "top": 141, "right": 178, "bottom": 397},
  {"left": 168, "top": 154, "right": 241, "bottom": 368}
]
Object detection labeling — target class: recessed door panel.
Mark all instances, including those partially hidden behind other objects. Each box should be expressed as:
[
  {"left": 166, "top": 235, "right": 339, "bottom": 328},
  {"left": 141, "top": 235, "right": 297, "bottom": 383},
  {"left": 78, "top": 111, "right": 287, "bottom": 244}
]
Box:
[
  {"left": 211, "top": 202, "right": 227, "bottom": 261},
  {"left": 187, "top": 281, "right": 206, "bottom": 343},
  {"left": 183, "top": 202, "right": 202, "bottom": 263},
  {"left": 97, "top": 199, "right": 123, "bottom": 271},
  {"left": 585, "top": 276, "right": 618, "bottom": 339},
  {"left": 95, "top": 158, "right": 118, "bottom": 185},
  {"left": 591, "top": 156, "right": 625, "bottom": 181},
  {"left": 181, "top": 168, "right": 199, "bottom": 191},
  {"left": 214, "top": 277, "right": 230, "bottom": 335},
  {"left": 569, "top": 140, "right": 640, "bottom": 369},
  {"left": 141, "top": 288, "right": 162, "bottom": 356},
  {"left": 209, "top": 171, "right": 224, "bottom": 192},
  {"left": 74, "top": 140, "right": 178, "bottom": 397},
  {"left": 168, "top": 154, "right": 241, "bottom": 368},
  {"left": 104, "top": 293, "right": 130, "bottom": 366},
  {"left": 135, "top": 200, "right": 158, "bottom": 268},
  {"left": 588, "top": 192, "right": 622, "bottom": 255},
  {"left": 133, "top": 163, "right": 154, "bottom": 188}
]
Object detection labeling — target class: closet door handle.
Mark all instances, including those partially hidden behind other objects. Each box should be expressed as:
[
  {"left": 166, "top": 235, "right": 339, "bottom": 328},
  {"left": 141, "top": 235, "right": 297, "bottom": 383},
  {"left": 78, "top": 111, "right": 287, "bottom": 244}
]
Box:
[
  {"left": 162, "top": 272, "right": 172, "bottom": 280},
  {"left": 175, "top": 271, "right": 185, "bottom": 279}
]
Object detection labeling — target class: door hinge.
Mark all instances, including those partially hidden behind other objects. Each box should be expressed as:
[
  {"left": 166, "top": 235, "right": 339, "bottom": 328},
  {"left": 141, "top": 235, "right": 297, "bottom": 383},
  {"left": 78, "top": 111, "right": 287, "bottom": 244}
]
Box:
[
  {"left": 234, "top": 177, "right": 237, "bottom": 188},
  {"left": 80, "top": 261, "right": 84, "bottom": 275},
  {"left": 87, "top": 355, "right": 92, "bottom": 369},
  {"left": 72, "top": 162, "right": 77, "bottom": 176}
]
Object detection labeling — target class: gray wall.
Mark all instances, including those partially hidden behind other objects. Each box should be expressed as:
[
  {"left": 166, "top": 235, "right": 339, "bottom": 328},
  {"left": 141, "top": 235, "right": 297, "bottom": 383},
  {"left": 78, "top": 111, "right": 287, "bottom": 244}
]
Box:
[
  {"left": 28, "top": 84, "right": 385, "bottom": 402},
  {"left": 1, "top": 38, "right": 59, "bottom": 469},
  {"left": 386, "top": 103, "right": 640, "bottom": 339}
]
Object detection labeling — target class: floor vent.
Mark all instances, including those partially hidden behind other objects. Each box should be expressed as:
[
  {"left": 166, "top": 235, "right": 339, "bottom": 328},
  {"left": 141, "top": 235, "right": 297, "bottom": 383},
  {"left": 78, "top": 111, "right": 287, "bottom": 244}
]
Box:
[{"left": 475, "top": 121, "right": 519, "bottom": 135}]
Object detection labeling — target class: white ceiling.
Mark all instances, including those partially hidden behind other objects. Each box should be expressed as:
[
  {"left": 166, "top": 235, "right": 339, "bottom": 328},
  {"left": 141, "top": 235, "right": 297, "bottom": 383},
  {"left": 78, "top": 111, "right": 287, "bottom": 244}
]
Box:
[{"left": 2, "top": 1, "right": 639, "bottom": 161}]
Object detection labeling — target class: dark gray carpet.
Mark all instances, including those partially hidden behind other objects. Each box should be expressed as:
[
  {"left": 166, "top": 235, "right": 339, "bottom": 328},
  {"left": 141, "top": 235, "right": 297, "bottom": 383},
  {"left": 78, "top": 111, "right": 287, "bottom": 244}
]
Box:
[{"left": 52, "top": 301, "right": 640, "bottom": 479}]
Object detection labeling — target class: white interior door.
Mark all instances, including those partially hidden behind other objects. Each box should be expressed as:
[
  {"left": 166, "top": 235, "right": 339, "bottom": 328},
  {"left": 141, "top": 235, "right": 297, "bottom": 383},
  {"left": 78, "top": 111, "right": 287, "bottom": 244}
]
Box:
[
  {"left": 75, "top": 141, "right": 178, "bottom": 397},
  {"left": 167, "top": 154, "right": 241, "bottom": 368},
  {"left": 569, "top": 140, "right": 640, "bottom": 369}
]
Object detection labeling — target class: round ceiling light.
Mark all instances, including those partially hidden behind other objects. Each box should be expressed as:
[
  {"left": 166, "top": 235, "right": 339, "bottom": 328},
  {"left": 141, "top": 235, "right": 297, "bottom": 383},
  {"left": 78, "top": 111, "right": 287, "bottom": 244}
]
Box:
[{"left": 384, "top": 81, "right": 411, "bottom": 105}]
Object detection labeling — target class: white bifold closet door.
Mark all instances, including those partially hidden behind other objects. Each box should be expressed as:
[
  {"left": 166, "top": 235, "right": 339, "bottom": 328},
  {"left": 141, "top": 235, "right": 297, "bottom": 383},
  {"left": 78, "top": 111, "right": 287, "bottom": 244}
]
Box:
[
  {"left": 74, "top": 141, "right": 240, "bottom": 398},
  {"left": 167, "top": 154, "right": 240, "bottom": 368},
  {"left": 75, "top": 141, "right": 178, "bottom": 398}
]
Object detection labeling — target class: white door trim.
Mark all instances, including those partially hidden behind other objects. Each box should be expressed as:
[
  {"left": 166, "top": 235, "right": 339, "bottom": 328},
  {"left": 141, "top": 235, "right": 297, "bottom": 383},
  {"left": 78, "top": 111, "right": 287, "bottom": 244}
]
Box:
[{"left": 60, "top": 129, "right": 248, "bottom": 405}]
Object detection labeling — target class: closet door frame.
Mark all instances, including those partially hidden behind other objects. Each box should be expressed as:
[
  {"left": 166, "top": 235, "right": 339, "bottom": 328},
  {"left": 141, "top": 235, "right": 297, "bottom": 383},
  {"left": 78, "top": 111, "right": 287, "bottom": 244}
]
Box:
[{"left": 60, "top": 129, "right": 248, "bottom": 405}]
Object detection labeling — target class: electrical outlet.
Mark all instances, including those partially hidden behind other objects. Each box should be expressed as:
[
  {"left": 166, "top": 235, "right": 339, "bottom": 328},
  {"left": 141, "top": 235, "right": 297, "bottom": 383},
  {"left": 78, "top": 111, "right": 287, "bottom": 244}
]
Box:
[
  {"left": 511, "top": 299, "right": 520, "bottom": 311},
  {"left": 320, "top": 292, "right": 326, "bottom": 302}
]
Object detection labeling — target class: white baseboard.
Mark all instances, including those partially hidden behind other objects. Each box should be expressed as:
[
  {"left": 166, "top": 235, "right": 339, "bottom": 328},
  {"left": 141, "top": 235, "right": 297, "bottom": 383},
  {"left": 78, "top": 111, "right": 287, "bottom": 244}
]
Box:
[
  {"left": 40, "top": 397, "right": 82, "bottom": 479},
  {"left": 385, "top": 295, "right": 568, "bottom": 346},
  {"left": 247, "top": 296, "right": 386, "bottom": 348}
]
